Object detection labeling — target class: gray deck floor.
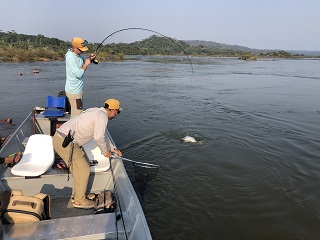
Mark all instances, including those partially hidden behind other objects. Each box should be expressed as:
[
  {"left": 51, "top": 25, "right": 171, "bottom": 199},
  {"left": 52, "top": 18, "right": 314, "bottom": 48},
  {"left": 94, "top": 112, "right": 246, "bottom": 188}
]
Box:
[{"left": 50, "top": 197, "right": 95, "bottom": 219}]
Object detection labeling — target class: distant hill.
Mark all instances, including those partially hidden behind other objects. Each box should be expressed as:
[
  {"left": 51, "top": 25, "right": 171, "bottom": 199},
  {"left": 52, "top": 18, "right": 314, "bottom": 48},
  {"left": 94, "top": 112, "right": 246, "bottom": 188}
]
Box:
[
  {"left": 184, "top": 40, "right": 320, "bottom": 57},
  {"left": 183, "top": 40, "right": 264, "bottom": 53},
  {"left": 287, "top": 50, "right": 320, "bottom": 56}
]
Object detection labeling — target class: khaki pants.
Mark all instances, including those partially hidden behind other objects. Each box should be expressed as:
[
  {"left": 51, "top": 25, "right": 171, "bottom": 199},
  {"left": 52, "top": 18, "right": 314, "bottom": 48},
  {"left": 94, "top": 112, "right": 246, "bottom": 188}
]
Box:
[
  {"left": 66, "top": 92, "right": 83, "bottom": 119},
  {"left": 52, "top": 133, "right": 90, "bottom": 203}
]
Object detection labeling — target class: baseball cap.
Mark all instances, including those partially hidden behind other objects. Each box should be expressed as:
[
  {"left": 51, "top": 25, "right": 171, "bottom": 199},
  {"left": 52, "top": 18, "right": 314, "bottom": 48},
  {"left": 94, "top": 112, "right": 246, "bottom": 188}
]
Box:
[
  {"left": 104, "top": 99, "right": 123, "bottom": 111},
  {"left": 72, "top": 37, "right": 88, "bottom": 52}
]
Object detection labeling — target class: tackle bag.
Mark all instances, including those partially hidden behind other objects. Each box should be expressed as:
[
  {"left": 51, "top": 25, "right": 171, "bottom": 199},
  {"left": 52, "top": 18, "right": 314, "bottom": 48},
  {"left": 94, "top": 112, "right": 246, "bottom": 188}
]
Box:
[
  {"left": 93, "top": 190, "right": 116, "bottom": 214},
  {"left": 3, "top": 189, "right": 51, "bottom": 224}
]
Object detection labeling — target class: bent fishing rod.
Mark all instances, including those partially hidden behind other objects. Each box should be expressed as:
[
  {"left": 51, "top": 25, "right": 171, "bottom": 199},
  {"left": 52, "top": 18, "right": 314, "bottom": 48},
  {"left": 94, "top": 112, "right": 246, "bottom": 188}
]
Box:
[{"left": 92, "top": 27, "right": 194, "bottom": 75}]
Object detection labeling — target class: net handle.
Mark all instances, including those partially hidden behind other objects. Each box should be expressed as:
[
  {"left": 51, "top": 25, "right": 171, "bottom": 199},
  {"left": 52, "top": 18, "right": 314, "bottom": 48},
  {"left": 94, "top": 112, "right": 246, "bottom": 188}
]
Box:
[{"left": 112, "top": 156, "right": 160, "bottom": 168}]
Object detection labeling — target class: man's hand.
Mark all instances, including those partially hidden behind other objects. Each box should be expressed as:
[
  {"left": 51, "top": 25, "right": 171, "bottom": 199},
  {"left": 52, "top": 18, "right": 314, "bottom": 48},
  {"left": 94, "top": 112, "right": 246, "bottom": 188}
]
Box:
[
  {"left": 89, "top": 54, "right": 96, "bottom": 60},
  {"left": 103, "top": 149, "right": 123, "bottom": 158},
  {"left": 113, "top": 149, "right": 123, "bottom": 157},
  {"left": 103, "top": 151, "right": 112, "bottom": 158}
]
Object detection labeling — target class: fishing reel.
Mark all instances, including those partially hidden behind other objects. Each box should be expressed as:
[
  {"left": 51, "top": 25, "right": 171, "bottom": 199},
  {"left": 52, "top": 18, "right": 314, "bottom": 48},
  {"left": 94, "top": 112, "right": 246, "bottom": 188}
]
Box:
[
  {"left": 91, "top": 58, "right": 99, "bottom": 64},
  {"left": 88, "top": 53, "right": 99, "bottom": 64}
]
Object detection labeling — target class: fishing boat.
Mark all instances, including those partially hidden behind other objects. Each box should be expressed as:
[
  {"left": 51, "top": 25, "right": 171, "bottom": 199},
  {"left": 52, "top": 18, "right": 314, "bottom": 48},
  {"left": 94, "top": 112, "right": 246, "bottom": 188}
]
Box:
[{"left": 0, "top": 106, "right": 153, "bottom": 239}]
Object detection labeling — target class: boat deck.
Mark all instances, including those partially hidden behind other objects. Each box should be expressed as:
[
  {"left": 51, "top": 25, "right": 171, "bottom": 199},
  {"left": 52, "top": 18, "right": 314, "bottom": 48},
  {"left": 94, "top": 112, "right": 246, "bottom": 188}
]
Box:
[
  {"left": 0, "top": 154, "right": 114, "bottom": 218},
  {"left": 2, "top": 211, "right": 130, "bottom": 240},
  {"left": 1, "top": 162, "right": 132, "bottom": 240},
  {"left": 51, "top": 196, "right": 93, "bottom": 219}
]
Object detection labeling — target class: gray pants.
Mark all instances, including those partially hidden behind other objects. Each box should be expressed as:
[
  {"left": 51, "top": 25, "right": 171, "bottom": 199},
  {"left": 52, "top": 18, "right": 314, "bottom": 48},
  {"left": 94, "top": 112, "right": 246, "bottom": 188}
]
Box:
[
  {"left": 52, "top": 132, "right": 90, "bottom": 203},
  {"left": 66, "top": 92, "right": 83, "bottom": 119}
]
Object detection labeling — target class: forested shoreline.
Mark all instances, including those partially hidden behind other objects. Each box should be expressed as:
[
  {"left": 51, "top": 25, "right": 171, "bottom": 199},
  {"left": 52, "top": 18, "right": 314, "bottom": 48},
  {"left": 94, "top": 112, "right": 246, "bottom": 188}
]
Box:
[{"left": 0, "top": 31, "right": 314, "bottom": 62}]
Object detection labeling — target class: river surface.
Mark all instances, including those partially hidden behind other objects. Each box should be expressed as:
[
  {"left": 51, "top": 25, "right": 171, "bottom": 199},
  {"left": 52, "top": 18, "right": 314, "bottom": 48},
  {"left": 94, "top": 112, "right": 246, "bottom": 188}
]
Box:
[{"left": 0, "top": 57, "right": 320, "bottom": 240}]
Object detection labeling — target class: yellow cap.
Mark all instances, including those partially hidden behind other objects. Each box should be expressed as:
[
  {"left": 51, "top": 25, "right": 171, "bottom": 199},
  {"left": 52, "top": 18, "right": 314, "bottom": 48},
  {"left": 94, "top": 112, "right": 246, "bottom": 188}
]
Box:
[
  {"left": 104, "top": 99, "right": 123, "bottom": 111},
  {"left": 72, "top": 37, "right": 88, "bottom": 52}
]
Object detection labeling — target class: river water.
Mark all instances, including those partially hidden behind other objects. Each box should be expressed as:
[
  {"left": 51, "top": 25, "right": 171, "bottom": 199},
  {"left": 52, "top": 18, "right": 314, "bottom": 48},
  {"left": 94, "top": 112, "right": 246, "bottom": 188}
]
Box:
[{"left": 0, "top": 57, "right": 320, "bottom": 239}]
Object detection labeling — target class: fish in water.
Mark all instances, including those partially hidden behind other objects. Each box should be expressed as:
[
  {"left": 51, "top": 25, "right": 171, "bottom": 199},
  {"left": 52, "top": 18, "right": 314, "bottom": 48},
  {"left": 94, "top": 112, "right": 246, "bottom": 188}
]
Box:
[{"left": 182, "top": 136, "right": 197, "bottom": 143}]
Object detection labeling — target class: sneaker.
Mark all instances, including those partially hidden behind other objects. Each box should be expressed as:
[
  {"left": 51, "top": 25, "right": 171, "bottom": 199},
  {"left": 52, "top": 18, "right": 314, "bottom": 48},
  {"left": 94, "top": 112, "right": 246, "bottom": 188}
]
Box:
[
  {"left": 87, "top": 193, "right": 96, "bottom": 200},
  {"left": 70, "top": 193, "right": 95, "bottom": 203},
  {"left": 73, "top": 199, "right": 95, "bottom": 209}
]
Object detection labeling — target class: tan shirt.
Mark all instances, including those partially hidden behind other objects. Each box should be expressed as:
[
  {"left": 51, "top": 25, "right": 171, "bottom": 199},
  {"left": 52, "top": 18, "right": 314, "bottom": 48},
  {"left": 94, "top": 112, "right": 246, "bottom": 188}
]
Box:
[{"left": 57, "top": 107, "right": 114, "bottom": 154}]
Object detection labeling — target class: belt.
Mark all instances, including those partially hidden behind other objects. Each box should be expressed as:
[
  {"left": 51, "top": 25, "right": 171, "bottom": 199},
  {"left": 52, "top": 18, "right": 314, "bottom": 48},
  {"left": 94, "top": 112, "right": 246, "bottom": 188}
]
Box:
[{"left": 56, "top": 131, "right": 66, "bottom": 139}]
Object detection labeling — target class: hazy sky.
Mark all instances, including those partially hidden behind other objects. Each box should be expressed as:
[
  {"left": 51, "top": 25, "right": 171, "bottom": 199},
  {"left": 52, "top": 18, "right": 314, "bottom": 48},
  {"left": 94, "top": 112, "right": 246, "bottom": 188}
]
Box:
[{"left": 2, "top": 0, "right": 320, "bottom": 51}]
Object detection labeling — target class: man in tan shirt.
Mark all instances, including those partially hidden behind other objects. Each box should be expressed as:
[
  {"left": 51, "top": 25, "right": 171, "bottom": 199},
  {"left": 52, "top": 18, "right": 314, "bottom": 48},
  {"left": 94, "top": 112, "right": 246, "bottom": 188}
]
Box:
[{"left": 52, "top": 99, "right": 123, "bottom": 209}]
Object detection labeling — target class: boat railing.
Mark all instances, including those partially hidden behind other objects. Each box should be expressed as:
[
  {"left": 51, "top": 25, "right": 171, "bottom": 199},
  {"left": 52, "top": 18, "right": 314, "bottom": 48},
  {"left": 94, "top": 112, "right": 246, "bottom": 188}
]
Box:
[
  {"left": 0, "top": 112, "right": 32, "bottom": 158},
  {"left": 0, "top": 110, "right": 45, "bottom": 158},
  {"left": 112, "top": 156, "right": 153, "bottom": 239}
]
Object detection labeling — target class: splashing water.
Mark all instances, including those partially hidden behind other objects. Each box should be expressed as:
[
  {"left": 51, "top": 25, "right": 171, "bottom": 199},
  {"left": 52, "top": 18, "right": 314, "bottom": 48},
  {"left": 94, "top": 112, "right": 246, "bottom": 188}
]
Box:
[{"left": 182, "top": 136, "right": 197, "bottom": 143}]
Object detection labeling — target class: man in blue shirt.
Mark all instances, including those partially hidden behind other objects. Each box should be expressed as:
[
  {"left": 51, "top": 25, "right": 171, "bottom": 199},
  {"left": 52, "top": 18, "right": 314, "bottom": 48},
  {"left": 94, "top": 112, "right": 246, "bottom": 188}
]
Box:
[{"left": 65, "top": 37, "right": 96, "bottom": 118}]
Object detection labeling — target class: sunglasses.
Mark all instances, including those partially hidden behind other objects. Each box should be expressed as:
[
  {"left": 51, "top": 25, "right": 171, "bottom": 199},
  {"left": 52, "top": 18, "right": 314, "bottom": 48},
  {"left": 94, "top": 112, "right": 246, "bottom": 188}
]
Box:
[
  {"left": 81, "top": 40, "right": 88, "bottom": 47},
  {"left": 110, "top": 109, "right": 121, "bottom": 114}
]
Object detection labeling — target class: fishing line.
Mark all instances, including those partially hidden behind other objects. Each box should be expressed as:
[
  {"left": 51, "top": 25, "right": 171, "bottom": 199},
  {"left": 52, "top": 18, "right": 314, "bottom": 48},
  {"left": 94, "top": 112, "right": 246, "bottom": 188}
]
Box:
[
  {"left": 94, "top": 28, "right": 197, "bottom": 180},
  {"left": 94, "top": 27, "right": 194, "bottom": 90},
  {"left": 94, "top": 27, "right": 195, "bottom": 136}
]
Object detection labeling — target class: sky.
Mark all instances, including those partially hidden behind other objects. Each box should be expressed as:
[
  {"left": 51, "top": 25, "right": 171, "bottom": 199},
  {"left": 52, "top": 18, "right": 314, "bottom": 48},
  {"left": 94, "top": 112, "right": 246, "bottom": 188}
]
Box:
[{"left": 2, "top": 0, "right": 320, "bottom": 51}]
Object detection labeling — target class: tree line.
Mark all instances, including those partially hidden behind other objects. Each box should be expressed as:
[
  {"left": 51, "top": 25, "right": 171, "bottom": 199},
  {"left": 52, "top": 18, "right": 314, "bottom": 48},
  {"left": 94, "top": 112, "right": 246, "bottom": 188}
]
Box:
[{"left": 0, "top": 31, "right": 308, "bottom": 62}]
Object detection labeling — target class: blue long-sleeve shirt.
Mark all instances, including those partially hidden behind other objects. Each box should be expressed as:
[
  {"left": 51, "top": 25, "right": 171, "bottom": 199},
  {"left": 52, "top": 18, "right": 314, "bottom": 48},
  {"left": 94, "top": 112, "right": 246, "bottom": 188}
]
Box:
[{"left": 65, "top": 49, "right": 87, "bottom": 94}]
